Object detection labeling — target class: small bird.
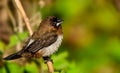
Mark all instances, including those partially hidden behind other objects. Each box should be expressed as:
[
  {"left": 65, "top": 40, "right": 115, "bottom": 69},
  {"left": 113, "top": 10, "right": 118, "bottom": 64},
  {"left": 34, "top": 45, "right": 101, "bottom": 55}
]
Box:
[{"left": 3, "top": 16, "right": 63, "bottom": 61}]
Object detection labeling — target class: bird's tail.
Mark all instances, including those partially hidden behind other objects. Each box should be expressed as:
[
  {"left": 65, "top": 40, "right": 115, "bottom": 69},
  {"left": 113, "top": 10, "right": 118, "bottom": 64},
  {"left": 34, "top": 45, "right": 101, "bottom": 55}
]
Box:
[{"left": 3, "top": 52, "right": 22, "bottom": 60}]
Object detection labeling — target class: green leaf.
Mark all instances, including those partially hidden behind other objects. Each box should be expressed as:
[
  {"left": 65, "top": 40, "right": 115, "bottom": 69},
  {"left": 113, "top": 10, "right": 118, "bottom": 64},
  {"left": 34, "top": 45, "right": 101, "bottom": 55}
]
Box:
[
  {"left": 0, "top": 67, "right": 6, "bottom": 73},
  {"left": 8, "top": 35, "right": 20, "bottom": 47},
  {"left": 25, "top": 62, "right": 39, "bottom": 73},
  {"left": 17, "top": 31, "right": 28, "bottom": 41},
  {"left": 0, "top": 41, "right": 5, "bottom": 50},
  {"left": 6, "top": 62, "right": 23, "bottom": 73},
  {"left": 67, "top": 62, "right": 80, "bottom": 73},
  {"left": 8, "top": 32, "right": 28, "bottom": 47},
  {"left": 52, "top": 52, "right": 69, "bottom": 70}
]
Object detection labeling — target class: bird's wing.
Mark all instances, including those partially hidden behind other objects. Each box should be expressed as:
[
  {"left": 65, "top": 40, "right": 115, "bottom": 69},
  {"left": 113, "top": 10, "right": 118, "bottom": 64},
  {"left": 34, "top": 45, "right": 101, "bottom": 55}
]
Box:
[{"left": 22, "top": 32, "right": 58, "bottom": 54}]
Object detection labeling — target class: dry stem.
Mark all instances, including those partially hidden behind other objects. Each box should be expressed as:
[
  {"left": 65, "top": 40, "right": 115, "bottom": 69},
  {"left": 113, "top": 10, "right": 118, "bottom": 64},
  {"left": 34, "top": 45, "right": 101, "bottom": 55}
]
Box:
[
  {"left": 14, "top": 0, "right": 33, "bottom": 35},
  {"left": 47, "top": 61, "right": 54, "bottom": 73}
]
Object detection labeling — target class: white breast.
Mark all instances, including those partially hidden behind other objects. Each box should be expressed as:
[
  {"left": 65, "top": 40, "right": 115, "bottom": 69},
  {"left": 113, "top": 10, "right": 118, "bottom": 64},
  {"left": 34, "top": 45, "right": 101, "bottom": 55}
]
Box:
[{"left": 41, "top": 35, "right": 63, "bottom": 57}]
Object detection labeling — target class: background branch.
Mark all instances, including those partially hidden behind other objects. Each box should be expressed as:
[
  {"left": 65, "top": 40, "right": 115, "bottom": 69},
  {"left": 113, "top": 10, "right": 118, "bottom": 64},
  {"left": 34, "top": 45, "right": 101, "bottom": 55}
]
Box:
[{"left": 14, "top": 0, "right": 33, "bottom": 35}]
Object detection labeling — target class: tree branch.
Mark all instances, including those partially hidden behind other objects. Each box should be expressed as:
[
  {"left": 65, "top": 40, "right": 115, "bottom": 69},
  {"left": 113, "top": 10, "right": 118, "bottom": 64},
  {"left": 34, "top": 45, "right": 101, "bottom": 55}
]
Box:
[
  {"left": 47, "top": 61, "right": 54, "bottom": 73},
  {"left": 14, "top": 0, "right": 33, "bottom": 35}
]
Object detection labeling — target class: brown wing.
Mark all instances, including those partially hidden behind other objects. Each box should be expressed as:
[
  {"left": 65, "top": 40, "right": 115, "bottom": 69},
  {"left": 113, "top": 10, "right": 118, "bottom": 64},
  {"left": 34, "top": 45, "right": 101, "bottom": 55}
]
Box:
[{"left": 23, "top": 32, "right": 58, "bottom": 54}]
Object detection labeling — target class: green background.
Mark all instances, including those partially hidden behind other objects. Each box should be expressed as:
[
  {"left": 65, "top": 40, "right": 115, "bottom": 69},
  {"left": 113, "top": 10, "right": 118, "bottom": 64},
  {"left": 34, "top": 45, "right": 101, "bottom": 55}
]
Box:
[{"left": 0, "top": 0, "right": 120, "bottom": 73}]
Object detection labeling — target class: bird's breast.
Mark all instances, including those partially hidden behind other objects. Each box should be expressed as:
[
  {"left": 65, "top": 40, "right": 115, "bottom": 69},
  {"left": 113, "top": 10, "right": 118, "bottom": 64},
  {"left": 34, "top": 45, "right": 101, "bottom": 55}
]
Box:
[{"left": 39, "top": 35, "right": 63, "bottom": 57}]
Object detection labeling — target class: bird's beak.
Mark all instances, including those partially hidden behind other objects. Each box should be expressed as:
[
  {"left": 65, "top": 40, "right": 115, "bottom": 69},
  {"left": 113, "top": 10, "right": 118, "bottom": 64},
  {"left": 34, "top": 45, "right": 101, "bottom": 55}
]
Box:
[
  {"left": 56, "top": 19, "right": 63, "bottom": 27},
  {"left": 57, "top": 19, "right": 63, "bottom": 24}
]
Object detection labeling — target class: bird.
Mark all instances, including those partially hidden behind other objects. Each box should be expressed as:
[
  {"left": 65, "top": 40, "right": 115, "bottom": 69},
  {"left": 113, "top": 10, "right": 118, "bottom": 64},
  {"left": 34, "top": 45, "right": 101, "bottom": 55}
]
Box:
[{"left": 3, "top": 16, "right": 63, "bottom": 61}]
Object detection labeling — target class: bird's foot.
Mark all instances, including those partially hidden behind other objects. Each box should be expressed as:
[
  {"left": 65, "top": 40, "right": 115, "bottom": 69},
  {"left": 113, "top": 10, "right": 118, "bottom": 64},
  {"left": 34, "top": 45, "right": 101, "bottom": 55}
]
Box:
[{"left": 43, "top": 56, "right": 53, "bottom": 64}]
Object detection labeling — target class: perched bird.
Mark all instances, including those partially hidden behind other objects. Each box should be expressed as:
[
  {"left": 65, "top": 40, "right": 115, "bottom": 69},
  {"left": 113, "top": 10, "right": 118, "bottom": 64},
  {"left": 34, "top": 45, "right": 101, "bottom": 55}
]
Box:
[{"left": 3, "top": 16, "right": 63, "bottom": 61}]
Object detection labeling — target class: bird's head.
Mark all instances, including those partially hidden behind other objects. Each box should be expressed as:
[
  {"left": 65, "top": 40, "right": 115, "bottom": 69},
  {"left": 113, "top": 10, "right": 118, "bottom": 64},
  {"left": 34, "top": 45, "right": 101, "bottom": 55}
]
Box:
[
  {"left": 40, "top": 16, "right": 63, "bottom": 28},
  {"left": 48, "top": 16, "right": 63, "bottom": 28}
]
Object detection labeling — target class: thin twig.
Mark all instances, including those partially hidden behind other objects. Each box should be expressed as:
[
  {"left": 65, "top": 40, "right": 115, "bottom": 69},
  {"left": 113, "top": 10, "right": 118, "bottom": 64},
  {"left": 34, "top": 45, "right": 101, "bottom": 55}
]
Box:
[
  {"left": 14, "top": 0, "right": 54, "bottom": 72},
  {"left": 47, "top": 61, "right": 54, "bottom": 73},
  {"left": 14, "top": 0, "right": 33, "bottom": 35}
]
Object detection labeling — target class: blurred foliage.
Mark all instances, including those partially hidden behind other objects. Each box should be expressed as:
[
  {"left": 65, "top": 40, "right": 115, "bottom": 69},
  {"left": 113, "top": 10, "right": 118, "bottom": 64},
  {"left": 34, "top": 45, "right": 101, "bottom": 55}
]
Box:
[
  {"left": 8, "top": 31, "right": 28, "bottom": 48},
  {"left": 0, "top": 0, "right": 120, "bottom": 73}
]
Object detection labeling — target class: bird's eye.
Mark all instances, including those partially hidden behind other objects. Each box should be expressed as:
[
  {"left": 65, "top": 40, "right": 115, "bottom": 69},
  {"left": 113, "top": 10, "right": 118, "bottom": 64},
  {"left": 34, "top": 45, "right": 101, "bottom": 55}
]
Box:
[
  {"left": 51, "top": 17, "right": 63, "bottom": 27},
  {"left": 52, "top": 17, "right": 58, "bottom": 22}
]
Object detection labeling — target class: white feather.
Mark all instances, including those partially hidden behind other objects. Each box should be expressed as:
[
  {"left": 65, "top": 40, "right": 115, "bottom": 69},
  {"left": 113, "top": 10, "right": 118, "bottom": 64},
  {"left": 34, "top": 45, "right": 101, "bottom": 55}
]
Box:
[
  {"left": 27, "top": 39, "right": 34, "bottom": 46},
  {"left": 41, "top": 35, "right": 63, "bottom": 56},
  {"left": 56, "top": 23, "right": 61, "bottom": 26},
  {"left": 56, "top": 21, "right": 63, "bottom": 26}
]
